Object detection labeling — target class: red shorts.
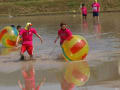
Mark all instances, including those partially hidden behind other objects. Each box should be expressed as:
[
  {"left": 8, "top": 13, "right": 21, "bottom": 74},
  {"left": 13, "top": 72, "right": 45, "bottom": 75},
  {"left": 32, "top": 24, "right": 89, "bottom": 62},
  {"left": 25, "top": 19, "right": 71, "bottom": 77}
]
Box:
[{"left": 21, "top": 44, "right": 33, "bottom": 55}]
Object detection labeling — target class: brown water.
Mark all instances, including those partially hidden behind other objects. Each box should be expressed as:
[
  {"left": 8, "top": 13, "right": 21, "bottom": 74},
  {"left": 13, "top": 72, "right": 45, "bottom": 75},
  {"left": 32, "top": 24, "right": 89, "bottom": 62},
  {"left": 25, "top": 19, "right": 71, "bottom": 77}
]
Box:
[{"left": 0, "top": 12, "right": 120, "bottom": 90}]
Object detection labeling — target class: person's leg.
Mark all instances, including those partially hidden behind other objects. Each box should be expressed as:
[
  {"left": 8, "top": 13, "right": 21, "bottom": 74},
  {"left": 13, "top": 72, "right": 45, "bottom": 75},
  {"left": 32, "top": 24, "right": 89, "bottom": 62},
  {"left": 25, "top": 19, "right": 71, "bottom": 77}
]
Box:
[
  {"left": 82, "top": 14, "right": 86, "bottom": 21},
  {"left": 82, "top": 14, "right": 84, "bottom": 20},
  {"left": 20, "top": 45, "right": 26, "bottom": 60},
  {"left": 93, "top": 12, "right": 96, "bottom": 23},
  {"left": 97, "top": 12, "right": 99, "bottom": 22},
  {"left": 93, "top": 12, "right": 96, "bottom": 18},
  {"left": 93, "top": 12, "right": 98, "bottom": 22},
  {"left": 85, "top": 15, "right": 87, "bottom": 21},
  {"left": 27, "top": 45, "right": 34, "bottom": 60}
]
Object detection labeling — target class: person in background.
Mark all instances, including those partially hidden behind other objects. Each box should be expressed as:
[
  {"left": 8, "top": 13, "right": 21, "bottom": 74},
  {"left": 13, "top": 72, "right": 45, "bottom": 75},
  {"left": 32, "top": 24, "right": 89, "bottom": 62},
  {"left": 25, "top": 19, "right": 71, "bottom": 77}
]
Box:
[
  {"left": 16, "top": 25, "right": 22, "bottom": 44},
  {"left": 81, "top": 3, "right": 87, "bottom": 21},
  {"left": 92, "top": 0, "right": 100, "bottom": 22},
  {"left": 17, "top": 25, "right": 22, "bottom": 33}
]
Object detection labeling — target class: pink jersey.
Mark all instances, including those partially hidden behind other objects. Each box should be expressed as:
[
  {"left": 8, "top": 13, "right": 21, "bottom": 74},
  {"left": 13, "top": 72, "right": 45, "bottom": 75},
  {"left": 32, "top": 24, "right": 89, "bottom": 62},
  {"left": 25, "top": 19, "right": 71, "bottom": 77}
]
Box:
[
  {"left": 92, "top": 2, "right": 100, "bottom": 12},
  {"left": 81, "top": 6, "right": 87, "bottom": 15},
  {"left": 58, "top": 28, "right": 72, "bottom": 44},
  {"left": 19, "top": 28, "right": 37, "bottom": 45}
]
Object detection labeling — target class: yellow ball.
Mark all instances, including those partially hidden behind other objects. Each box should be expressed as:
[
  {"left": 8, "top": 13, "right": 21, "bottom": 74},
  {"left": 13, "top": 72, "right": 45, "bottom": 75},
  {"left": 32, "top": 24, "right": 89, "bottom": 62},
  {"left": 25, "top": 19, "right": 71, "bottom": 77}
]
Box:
[
  {"left": 64, "top": 61, "right": 90, "bottom": 86},
  {"left": 62, "top": 35, "right": 89, "bottom": 61},
  {"left": 0, "top": 26, "right": 18, "bottom": 48}
]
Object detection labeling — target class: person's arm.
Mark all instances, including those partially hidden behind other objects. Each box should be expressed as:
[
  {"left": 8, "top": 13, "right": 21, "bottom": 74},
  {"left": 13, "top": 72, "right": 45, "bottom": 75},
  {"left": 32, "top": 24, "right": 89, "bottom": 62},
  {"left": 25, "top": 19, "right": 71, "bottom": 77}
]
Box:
[
  {"left": 99, "top": 4, "right": 100, "bottom": 12},
  {"left": 18, "top": 80, "right": 23, "bottom": 89},
  {"left": 16, "top": 29, "right": 23, "bottom": 46},
  {"left": 38, "top": 77, "right": 46, "bottom": 88},
  {"left": 16, "top": 35, "right": 20, "bottom": 46},
  {"left": 67, "top": 29, "right": 72, "bottom": 36},
  {"left": 80, "top": 4, "right": 82, "bottom": 9},
  {"left": 54, "top": 35, "right": 59, "bottom": 43},
  {"left": 92, "top": 3, "right": 93, "bottom": 10},
  {"left": 86, "top": 7, "right": 87, "bottom": 13},
  {"left": 32, "top": 29, "right": 43, "bottom": 44},
  {"left": 35, "top": 33, "right": 43, "bottom": 44}
]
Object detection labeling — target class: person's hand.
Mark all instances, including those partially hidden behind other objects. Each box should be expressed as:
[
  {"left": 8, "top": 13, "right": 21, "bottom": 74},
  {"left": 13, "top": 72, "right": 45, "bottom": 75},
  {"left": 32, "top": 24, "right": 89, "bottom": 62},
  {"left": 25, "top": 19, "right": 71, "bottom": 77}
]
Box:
[
  {"left": 16, "top": 42, "right": 18, "bottom": 47},
  {"left": 18, "top": 80, "right": 20, "bottom": 84},
  {"left": 40, "top": 38, "right": 43, "bottom": 44},
  {"left": 54, "top": 39, "right": 57, "bottom": 43},
  {"left": 40, "top": 77, "right": 46, "bottom": 86},
  {"left": 18, "top": 80, "right": 23, "bottom": 88},
  {"left": 42, "top": 77, "right": 46, "bottom": 82},
  {"left": 38, "top": 77, "right": 46, "bottom": 87}
]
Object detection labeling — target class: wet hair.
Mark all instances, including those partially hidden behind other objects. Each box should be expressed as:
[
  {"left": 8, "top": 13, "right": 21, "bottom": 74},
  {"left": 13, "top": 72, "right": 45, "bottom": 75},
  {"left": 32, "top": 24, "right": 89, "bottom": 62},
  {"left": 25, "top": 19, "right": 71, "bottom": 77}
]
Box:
[
  {"left": 82, "top": 3, "right": 85, "bottom": 7},
  {"left": 60, "top": 22, "right": 66, "bottom": 27},
  {"left": 17, "top": 25, "right": 21, "bottom": 29},
  {"left": 11, "top": 25, "right": 15, "bottom": 27}
]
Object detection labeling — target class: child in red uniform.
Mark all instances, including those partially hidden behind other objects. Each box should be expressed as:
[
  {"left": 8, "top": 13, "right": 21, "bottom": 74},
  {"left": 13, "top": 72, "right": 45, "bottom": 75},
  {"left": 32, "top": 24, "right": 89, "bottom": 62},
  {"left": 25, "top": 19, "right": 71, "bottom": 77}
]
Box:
[
  {"left": 81, "top": 3, "right": 87, "bottom": 20},
  {"left": 16, "top": 22, "right": 43, "bottom": 60},
  {"left": 92, "top": 0, "right": 100, "bottom": 21},
  {"left": 54, "top": 22, "right": 72, "bottom": 45}
]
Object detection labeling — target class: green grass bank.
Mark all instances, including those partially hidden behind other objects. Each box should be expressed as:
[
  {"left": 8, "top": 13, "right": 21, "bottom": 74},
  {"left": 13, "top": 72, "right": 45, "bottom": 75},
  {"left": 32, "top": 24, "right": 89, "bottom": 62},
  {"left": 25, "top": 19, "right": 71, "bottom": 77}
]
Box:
[{"left": 0, "top": 0, "right": 120, "bottom": 16}]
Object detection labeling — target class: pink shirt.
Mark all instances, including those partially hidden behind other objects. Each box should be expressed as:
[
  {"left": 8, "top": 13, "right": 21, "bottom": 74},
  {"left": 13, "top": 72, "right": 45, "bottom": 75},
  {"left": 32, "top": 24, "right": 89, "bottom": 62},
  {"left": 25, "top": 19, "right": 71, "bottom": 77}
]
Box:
[
  {"left": 58, "top": 28, "right": 72, "bottom": 44},
  {"left": 92, "top": 2, "right": 100, "bottom": 12},
  {"left": 19, "top": 28, "right": 37, "bottom": 45},
  {"left": 81, "top": 6, "right": 87, "bottom": 15}
]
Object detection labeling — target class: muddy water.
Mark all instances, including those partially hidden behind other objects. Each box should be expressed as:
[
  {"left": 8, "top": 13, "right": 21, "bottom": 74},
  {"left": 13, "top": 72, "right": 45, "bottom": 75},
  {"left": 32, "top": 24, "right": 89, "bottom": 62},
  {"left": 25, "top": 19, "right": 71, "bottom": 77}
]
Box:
[{"left": 0, "top": 12, "right": 120, "bottom": 90}]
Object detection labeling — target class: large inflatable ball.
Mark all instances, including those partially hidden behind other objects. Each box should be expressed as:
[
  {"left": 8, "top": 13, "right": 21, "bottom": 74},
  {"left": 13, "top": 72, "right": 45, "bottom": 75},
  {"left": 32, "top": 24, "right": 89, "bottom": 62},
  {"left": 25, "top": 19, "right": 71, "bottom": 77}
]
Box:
[
  {"left": 62, "top": 35, "right": 89, "bottom": 61},
  {"left": 64, "top": 61, "right": 90, "bottom": 86},
  {"left": 0, "top": 26, "right": 18, "bottom": 48}
]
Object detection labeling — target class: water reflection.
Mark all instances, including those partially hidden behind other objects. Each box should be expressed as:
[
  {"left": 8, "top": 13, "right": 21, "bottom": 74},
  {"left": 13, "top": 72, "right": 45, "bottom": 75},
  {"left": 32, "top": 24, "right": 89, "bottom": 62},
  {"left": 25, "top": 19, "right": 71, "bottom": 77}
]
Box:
[
  {"left": 93, "top": 20, "right": 101, "bottom": 38},
  {"left": 81, "top": 20, "right": 88, "bottom": 33},
  {"left": 86, "top": 60, "right": 120, "bottom": 87},
  {"left": 60, "top": 61, "right": 90, "bottom": 90},
  {"left": 0, "top": 59, "right": 120, "bottom": 90},
  {"left": 18, "top": 62, "right": 46, "bottom": 90},
  {"left": 0, "top": 47, "right": 19, "bottom": 55}
]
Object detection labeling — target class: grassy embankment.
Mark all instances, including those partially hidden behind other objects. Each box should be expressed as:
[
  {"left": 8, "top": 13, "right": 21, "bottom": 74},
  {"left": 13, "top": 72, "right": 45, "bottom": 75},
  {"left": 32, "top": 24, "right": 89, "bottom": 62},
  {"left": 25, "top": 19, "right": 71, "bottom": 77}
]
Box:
[{"left": 0, "top": 0, "right": 120, "bottom": 16}]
